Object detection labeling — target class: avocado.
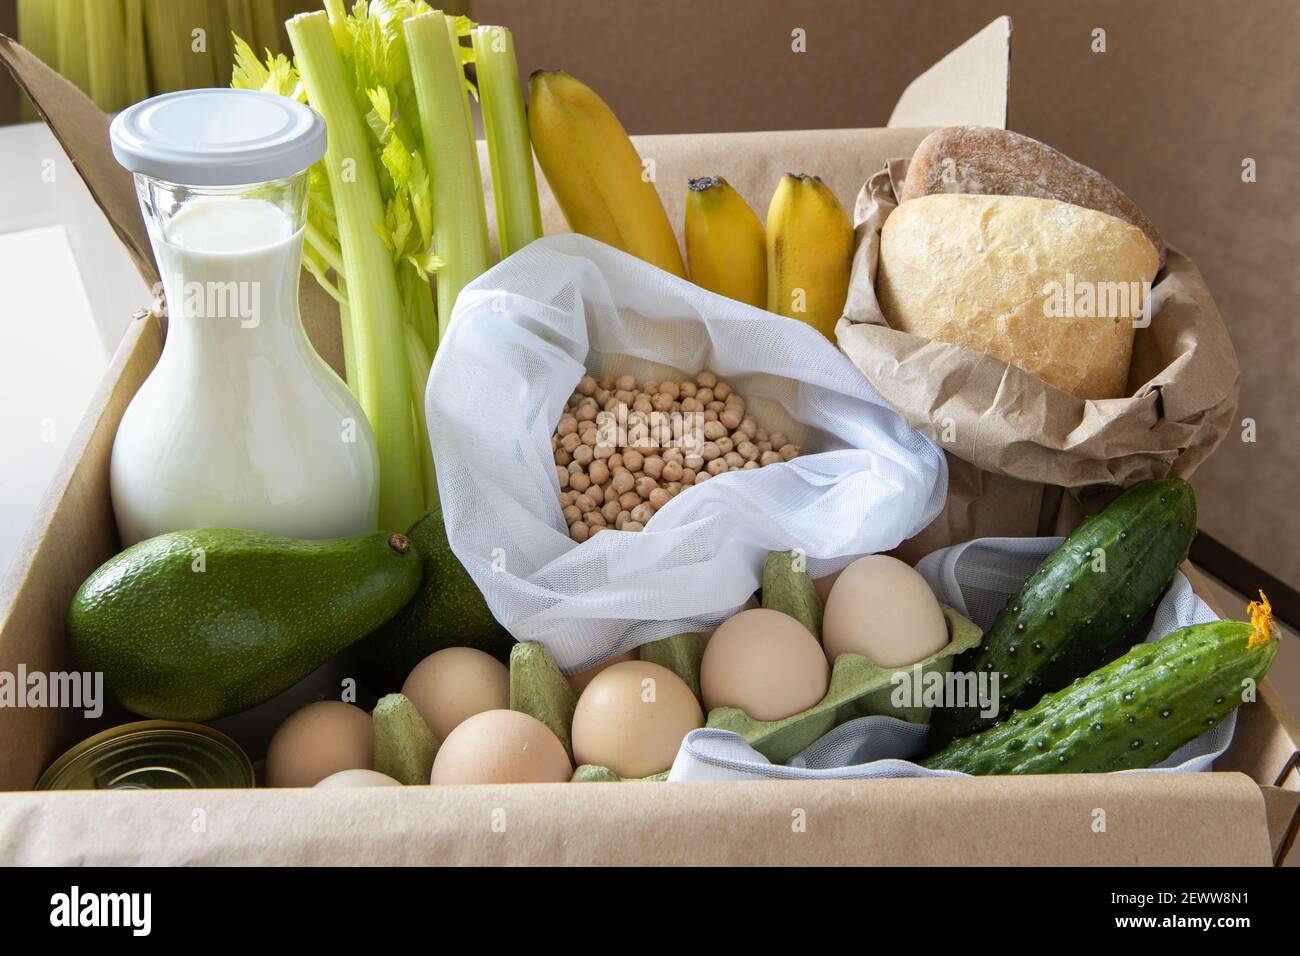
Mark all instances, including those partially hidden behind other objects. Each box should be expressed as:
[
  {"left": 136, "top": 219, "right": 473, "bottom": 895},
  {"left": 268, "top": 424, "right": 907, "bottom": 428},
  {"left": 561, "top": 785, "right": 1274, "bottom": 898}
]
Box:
[
  {"left": 355, "top": 506, "right": 515, "bottom": 691},
  {"left": 67, "top": 529, "right": 422, "bottom": 720}
]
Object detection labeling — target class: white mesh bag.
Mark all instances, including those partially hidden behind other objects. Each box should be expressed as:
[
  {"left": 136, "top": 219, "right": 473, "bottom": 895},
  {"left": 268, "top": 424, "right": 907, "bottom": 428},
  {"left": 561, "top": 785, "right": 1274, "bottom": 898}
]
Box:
[
  {"left": 669, "top": 536, "right": 1232, "bottom": 780},
  {"left": 426, "top": 235, "right": 947, "bottom": 672}
]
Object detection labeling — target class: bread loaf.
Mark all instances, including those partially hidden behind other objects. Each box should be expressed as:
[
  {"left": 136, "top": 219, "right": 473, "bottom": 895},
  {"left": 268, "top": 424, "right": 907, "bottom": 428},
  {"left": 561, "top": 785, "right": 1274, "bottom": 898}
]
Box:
[
  {"left": 876, "top": 194, "right": 1160, "bottom": 400},
  {"left": 900, "top": 126, "right": 1165, "bottom": 269}
]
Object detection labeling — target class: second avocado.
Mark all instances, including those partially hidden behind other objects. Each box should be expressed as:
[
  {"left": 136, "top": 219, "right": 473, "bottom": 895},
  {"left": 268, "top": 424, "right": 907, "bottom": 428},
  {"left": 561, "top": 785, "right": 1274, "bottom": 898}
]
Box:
[{"left": 67, "top": 529, "right": 422, "bottom": 720}]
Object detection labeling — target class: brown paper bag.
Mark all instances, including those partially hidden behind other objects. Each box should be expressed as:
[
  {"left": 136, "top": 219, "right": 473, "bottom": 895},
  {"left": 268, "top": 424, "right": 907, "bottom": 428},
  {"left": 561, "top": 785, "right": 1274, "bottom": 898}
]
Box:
[{"left": 837, "top": 160, "right": 1240, "bottom": 561}]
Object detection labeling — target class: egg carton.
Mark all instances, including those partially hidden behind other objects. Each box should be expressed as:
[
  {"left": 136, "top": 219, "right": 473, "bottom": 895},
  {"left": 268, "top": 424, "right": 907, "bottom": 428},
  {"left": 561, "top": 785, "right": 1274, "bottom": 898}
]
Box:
[{"left": 504, "top": 550, "right": 982, "bottom": 781}]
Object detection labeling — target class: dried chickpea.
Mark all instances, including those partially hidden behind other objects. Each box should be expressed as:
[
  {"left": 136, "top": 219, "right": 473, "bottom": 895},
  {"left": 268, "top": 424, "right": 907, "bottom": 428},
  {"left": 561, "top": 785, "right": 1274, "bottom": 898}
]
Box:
[
  {"left": 743, "top": 460, "right": 760, "bottom": 470},
  {"left": 642, "top": 455, "right": 664, "bottom": 479},
  {"left": 696, "top": 387, "right": 714, "bottom": 404},
  {"left": 685, "top": 453, "right": 704, "bottom": 471},
  {"left": 619, "top": 491, "right": 642, "bottom": 511},
  {"left": 573, "top": 444, "right": 594, "bottom": 466},
  {"left": 557, "top": 467, "right": 570, "bottom": 489},
  {"left": 680, "top": 468, "right": 696, "bottom": 485},
  {"left": 737, "top": 441, "right": 759, "bottom": 462},
  {"left": 561, "top": 432, "right": 581, "bottom": 453},
  {"left": 573, "top": 492, "right": 597, "bottom": 513},
  {"left": 662, "top": 461, "right": 683, "bottom": 482},
  {"left": 701, "top": 442, "right": 721, "bottom": 461},
  {"left": 593, "top": 443, "right": 614, "bottom": 460},
  {"left": 612, "top": 470, "right": 635, "bottom": 494},
  {"left": 616, "top": 374, "right": 636, "bottom": 391},
  {"left": 720, "top": 408, "right": 742, "bottom": 430},
  {"left": 556, "top": 415, "right": 578, "bottom": 436},
  {"left": 706, "top": 459, "right": 727, "bottom": 476},
  {"left": 559, "top": 491, "right": 574, "bottom": 507},
  {"left": 740, "top": 417, "right": 757, "bottom": 439},
  {"left": 577, "top": 375, "right": 598, "bottom": 396},
  {"left": 760, "top": 450, "right": 782, "bottom": 466},
  {"left": 604, "top": 483, "right": 621, "bottom": 504},
  {"left": 703, "top": 420, "right": 726, "bottom": 441},
  {"left": 622, "top": 521, "right": 645, "bottom": 532},
  {"left": 634, "top": 476, "right": 659, "bottom": 499},
  {"left": 694, "top": 471, "right": 711, "bottom": 485},
  {"left": 615, "top": 510, "right": 631, "bottom": 530},
  {"left": 779, "top": 443, "right": 799, "bottom": 461},
  {"left": 570, "top": 472, "right": 591, "bottom": 493},
  {"left": 585, "top": 511, "right": 606, "bottom": 528},
  {"left": 599, "top": 373, "right": 616, "bottom": 390},
  {"left": 602, "top": 499, "right": 621, "bottom": 522},
  {"left": 563, "top": 505, "right": 581, "bottom": 524},
  {"left": 608, "top": 452, "right": 623, "bottom": 471},
  {"left": 697, "top": 371, "right": 717, "bottom": 388},
  {"left": 570, "top": 521, "right": 590, "bottom": 542},
  {"left": 724, "top": 451, "right": 744, "bottom": 469},
  {"left": 623, "top": 450, "right": 644, "bottom": 473},
  {"left": 714, "top": 381, "right": 732, "bottom": 400},
  {"left": 665, "top": 481, "right": 683, "bottom": 495},
  {"left": 648, "top": 488, "right": 670, "bottom": 510},
  {"left": 715, "top": 436, "right": 734, "bottom": 455}
]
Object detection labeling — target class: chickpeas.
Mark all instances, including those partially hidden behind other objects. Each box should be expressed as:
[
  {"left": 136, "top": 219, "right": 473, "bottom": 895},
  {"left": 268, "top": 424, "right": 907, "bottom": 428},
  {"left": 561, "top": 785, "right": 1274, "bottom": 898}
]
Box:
[{"left": 552, "top": 371, "right": 803, "bottom": 541}]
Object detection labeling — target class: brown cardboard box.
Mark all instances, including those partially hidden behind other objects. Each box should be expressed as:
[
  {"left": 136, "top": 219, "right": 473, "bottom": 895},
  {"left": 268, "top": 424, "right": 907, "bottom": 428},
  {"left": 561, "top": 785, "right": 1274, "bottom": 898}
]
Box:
[{"left": 0, "top": 19, "right": 1296, "bottom": 866}]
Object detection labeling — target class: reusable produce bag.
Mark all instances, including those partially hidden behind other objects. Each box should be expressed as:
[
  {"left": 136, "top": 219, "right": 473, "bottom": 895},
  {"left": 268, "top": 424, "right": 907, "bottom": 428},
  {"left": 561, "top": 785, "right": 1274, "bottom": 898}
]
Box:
[
  {"left": 426, "top": 235, "right": 947, "bottom": 672},
  {"left": 838, "top": 161, "right": 1240, "bottom": 561},
  {"left": 668, "top": 536, "right": 1232, "bottom": 781}
]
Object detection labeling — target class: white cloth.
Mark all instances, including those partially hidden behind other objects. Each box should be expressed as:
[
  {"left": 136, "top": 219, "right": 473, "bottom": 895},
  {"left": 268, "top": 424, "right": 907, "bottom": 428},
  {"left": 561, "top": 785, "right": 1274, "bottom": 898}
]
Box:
[
  {"left": 669, "top": 536, "right": 1231, "bottom": 780},
  {"left": 426, "top": 235, "right": 947, "bottom": 672}
]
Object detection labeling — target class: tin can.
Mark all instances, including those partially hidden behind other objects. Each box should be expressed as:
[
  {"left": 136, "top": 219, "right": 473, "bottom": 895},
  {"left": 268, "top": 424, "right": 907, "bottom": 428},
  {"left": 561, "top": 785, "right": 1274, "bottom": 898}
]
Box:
[{"left": 36, "top": 720, "right": 255, "bottom": 790}]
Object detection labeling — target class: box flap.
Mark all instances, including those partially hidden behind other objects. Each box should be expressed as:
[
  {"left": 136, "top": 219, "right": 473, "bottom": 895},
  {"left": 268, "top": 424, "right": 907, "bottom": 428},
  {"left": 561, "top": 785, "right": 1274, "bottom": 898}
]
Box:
[
  {"left": 0, "top": 772, "right": 1271, "bottom": 865},
  {"left": 0, "top": 35, "right": 157, "bottom": 290},
  {"left": 887, "top": 15, "right": 1010, "bottom": 130}
]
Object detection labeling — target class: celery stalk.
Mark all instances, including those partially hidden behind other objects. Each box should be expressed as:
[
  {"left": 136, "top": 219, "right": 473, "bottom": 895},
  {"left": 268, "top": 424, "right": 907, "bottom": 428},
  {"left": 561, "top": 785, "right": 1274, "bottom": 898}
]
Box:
[
  {"left": 122, "top": 0, "right": 149, "bottom": 104},
  {"left": 472, "top": 25, "right": 542, "bottom": 258},
  {"left": 16, "top": 0, "right": 59, "bottom": 119},
  {"left": 54, "top": 0, "right": 89, "bottom": 95},
  {"left": 405, "top": 11, "right": 491, "bottom": 340},
  {"left": 144, "top": 0, "right": 216, "bottom": 92},
  {"left": 403, "top": 324, "right": 439, "bottom": 508},
  {"left": 84, "top": 0, "right": 127, "bottom": 110},
  {"left": 289, "top": 11, "right": 425, "bottom": 531}
]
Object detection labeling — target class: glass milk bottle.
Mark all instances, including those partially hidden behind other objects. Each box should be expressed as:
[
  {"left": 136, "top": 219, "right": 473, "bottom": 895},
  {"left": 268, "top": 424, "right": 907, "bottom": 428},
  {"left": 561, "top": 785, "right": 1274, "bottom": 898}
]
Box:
[{"left": 108, "top": 90, "right": 377, "bottom": 545}]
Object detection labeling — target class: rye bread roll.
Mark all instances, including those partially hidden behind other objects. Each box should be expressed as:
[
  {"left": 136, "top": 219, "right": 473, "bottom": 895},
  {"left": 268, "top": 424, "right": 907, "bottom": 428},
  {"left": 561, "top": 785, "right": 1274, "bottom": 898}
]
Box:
[
  {"left": 900, "top": 126, "right": 1165, "bottom": 269},
  {"left": 876, "top": 194, "right": 1160, "bottom": 400}
]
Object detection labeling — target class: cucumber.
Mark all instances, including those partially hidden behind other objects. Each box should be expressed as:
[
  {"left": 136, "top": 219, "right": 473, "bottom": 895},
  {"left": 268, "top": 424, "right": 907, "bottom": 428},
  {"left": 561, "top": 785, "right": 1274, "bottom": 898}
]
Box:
[
  {"left": 927, "top": 478, "right": 1197, "bottom": 749},
  {"left": 923, "top": 603, "right": 1279, "bottom": 775}
]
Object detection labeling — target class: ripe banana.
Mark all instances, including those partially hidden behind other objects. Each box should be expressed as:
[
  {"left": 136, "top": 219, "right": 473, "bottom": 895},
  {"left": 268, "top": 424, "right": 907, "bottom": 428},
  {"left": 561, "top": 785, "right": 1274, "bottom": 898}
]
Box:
[
  {"left": 684, "top": 177, "right": 766, "bottom": 308},
  {"left": 766, "top": 173, "right": 854, "bottom": 340},
  {"left": 527, "top": 70, "right": 686, "bottom": 277}
]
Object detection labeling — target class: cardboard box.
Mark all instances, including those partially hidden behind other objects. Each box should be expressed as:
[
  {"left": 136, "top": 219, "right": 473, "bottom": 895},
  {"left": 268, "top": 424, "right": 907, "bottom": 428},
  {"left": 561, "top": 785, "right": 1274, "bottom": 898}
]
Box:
[{"left": 0, "top": 18, "right": 1297, "bottom": 866}]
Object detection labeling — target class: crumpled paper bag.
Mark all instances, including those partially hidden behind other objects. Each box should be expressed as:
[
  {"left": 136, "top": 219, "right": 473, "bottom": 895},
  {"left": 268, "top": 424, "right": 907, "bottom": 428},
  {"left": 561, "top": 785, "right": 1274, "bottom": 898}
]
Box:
[{"left": 837, "top": 159, "right": 1239, "bottom": 559}]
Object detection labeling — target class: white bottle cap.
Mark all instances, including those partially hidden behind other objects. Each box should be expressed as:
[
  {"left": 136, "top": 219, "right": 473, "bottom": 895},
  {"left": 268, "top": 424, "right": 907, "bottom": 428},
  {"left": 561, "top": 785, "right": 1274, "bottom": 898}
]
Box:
[{"left": 110, "top": 89, "right": 327, "bottom": 186}]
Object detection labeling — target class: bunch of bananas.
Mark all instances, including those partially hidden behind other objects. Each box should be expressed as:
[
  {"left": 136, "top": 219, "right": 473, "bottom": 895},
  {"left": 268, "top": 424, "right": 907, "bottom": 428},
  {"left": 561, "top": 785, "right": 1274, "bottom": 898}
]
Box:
[{"left": 528, "top": 71, "right": 854, "bottom": 343}]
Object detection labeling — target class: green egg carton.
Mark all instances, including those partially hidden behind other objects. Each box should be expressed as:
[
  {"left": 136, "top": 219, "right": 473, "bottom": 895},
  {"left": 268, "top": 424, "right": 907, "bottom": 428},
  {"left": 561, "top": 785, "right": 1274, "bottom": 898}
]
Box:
[
  {"left": 509, "top": 634, "right": 704, "bottom": 783},
  {"left": 705, "top": 604, "right": 983, "bottom": 765},
  {"left": 510, "top": 551, "right": 985, "bottom": 777}
]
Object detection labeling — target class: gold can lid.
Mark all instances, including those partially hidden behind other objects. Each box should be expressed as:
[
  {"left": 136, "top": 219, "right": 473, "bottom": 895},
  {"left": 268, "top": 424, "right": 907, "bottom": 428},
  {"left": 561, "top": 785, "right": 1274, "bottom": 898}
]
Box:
[{"left": 36, "top": 720, "right": 254, "bottom": 791}]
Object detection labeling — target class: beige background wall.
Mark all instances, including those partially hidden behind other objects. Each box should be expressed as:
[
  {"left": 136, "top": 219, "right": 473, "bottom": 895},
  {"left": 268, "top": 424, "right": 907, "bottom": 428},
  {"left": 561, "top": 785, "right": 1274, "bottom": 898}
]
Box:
[{"left": 476, "top": 0, "right": 1299, "bottom": 591}]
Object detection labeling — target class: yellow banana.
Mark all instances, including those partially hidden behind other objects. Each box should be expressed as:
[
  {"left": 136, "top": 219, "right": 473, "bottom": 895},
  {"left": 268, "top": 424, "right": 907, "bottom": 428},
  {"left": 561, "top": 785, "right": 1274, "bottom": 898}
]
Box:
[
  {"left": 528, "top": 70, "right": 686, "bottom": 277},
  {"left": 766, "top": 173, "right": 854, "bottom": 341},
  {"left": 684, "top": 177, "right": 766, "bottom": 308}
]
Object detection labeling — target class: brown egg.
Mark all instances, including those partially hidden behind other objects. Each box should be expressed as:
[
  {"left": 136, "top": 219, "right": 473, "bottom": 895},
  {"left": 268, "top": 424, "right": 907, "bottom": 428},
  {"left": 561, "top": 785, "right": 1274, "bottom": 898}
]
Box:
[
  {"left": 567, "top": 649, "right": 638, "bottom": 695},
  {"left": 266, "top": 700, "right": 372, "bottom": 788},
  {"left": 430, "top": 710, "right": 572, "bottom": 785},
  {"left": 701, "top": 608, "right": 829, "bottom": 721},
  {"left": 700, "top": 593, "right": 759, "bottom": 650},
  {"left": 823, "top": 555, "right": 948, "bottom": 668},
  {"left": 572, "top": 661, "right": 703, "bottom": 778},
  {"left": 314, "top": 769, "right": 402, "bottom": 789},
  {"left": 401, "top": 647, "right": 510, "bottom": 741}
]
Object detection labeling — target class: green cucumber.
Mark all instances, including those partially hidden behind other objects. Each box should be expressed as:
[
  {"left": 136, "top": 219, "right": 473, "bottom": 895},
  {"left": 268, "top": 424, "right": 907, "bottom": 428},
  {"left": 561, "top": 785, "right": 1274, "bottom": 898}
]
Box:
[
  {"left": 927, "top": 478, "right": 1197, "bottom": 749},
  {"left": 924, "top": 606, "right": 1279, "bottom": 775}
]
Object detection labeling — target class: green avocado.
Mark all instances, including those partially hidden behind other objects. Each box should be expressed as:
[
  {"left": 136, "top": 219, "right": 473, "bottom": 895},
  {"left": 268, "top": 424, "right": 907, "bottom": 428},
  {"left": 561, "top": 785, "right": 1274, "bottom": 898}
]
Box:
[
  {"left": 355, "top": 506, "right": 515, "bottom": 691},
  {"left": 66, "top": 529, "right": 423, "bottom": 721}
]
